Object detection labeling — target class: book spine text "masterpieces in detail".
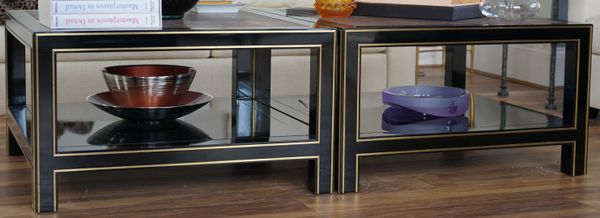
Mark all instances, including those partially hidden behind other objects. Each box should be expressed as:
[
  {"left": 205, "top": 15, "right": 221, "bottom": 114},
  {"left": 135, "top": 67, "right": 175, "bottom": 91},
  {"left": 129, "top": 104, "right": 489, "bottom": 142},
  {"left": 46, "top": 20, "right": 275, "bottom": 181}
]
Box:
[
  {"left": 52, "top": 0, "right": 159, "bottom": 14},
  {"left": 52, "top": 13, "right": 161, "bottom": 28}
]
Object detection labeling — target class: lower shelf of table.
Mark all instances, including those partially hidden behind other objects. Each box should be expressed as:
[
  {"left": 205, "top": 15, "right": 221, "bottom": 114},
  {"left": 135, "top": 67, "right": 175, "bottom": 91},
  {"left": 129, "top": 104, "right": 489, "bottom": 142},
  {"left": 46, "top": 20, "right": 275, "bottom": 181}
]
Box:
[
  {"left": 359, "top": 93, "right": 565, "bottom": 138},
  {"left": 10, "top": 97, "right": 314, "bottom": 155}
]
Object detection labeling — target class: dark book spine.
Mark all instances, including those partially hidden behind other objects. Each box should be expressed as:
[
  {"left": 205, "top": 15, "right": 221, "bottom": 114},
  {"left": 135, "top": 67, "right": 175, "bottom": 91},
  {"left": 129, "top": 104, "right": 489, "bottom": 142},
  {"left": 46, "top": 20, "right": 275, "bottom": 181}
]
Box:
[{"left": 353, "top": 2, "right": 484, "bottom": 21}]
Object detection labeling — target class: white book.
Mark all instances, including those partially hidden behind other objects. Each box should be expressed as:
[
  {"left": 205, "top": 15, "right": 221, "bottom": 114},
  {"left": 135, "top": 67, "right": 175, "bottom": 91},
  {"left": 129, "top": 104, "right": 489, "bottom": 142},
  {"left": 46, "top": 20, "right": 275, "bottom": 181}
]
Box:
[
  {"left": 51, "top": 13, "right": 161, "bottom": 29},
  {"left": 52, "top": 0, "right": 160, "bottom": 14},
  {"left": 39, "top": 0, "right": 162, "bottom": 29}
]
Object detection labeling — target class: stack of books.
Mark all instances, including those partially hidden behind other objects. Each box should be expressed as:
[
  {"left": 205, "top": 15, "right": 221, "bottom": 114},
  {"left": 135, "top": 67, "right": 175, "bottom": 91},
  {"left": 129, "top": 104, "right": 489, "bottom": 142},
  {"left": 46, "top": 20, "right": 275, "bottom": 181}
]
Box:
[
  {"left": 38, "top": 0, "right": 162, "bottom": 29},
  {"left": 353, "top": 0, "right": 483, "bottom": 21},
  {"left": 193, "top": 0, "right": 246, "bottom": 13}
]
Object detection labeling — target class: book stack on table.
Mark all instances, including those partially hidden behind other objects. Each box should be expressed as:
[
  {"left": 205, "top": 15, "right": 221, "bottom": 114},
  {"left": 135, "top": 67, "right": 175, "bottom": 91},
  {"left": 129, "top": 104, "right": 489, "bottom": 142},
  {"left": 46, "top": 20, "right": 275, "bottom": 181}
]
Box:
[
  {"left": 354, "top": 0, "right": 484, "bottom": 21},
  {"left": 193, "top": 0, "right": 246, "bottom": 13},
  {"left": 38, "top": 0, "right": 162, "bottom": 29}
]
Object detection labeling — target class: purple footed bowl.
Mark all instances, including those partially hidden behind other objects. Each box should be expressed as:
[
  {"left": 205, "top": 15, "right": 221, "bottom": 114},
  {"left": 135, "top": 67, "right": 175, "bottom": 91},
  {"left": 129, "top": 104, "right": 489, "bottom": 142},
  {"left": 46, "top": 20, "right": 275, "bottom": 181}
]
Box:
[{"left": 382, "top": 85, "right": 470, "bottom": 117}]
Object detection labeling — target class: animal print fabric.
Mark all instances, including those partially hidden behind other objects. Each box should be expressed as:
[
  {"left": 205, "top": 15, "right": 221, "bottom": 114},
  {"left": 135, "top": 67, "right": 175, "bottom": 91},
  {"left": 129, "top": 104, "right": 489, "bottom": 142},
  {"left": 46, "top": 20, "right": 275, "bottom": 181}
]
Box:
[{"left": 0, "top": 0, "right": 38, "bottom": 24}]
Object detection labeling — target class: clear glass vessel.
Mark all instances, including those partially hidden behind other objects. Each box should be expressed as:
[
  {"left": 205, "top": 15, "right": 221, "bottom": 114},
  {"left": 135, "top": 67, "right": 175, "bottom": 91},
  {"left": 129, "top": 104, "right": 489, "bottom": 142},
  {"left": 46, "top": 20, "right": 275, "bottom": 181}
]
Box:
[{"left": 480, "top": 0, "right": 541, "bottom": 21}]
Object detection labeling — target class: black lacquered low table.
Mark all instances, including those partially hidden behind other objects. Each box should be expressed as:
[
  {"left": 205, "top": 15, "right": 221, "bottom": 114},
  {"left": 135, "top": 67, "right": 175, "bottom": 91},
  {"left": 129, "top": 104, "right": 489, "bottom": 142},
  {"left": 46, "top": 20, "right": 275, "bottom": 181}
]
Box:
[
  {"left": 254, "top": 8, "right": 594, "bottom": 193},
  {"left": 4, "top": 10, "right": 336, "bottom": 212},
  {"left": 328, "top": 16, "right": 593, "bottom": 193}
]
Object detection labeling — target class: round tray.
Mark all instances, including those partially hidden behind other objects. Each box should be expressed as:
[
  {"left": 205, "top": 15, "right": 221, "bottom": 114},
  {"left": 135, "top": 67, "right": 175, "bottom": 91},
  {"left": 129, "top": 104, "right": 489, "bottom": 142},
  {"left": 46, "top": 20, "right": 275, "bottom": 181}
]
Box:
[
  {"left": 382, "top": 85, "right": 470, "bottom": 117},
  {"left": 87, "top": 91, "right": 212, "bottom": 121}
]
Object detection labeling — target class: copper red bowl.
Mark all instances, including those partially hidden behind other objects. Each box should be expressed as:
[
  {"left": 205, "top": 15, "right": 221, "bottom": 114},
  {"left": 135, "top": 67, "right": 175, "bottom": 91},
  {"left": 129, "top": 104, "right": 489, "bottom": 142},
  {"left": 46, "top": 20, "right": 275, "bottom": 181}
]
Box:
[
  {"left": 103, "top": 65, "right": 196, "bottom": 107},
  {"left": 87, "top": 91, "right": 212, "bottom": 121}
]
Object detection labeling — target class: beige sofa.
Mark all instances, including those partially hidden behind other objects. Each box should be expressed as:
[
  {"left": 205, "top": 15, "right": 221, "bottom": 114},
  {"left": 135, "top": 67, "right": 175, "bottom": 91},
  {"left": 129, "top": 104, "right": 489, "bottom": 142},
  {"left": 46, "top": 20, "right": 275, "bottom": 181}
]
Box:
[
  {"left": 0, "top": 0, "right": 416, "bottom": 115},
  {"left": 565, "top": 0, "right": 600, "bottom": 111},
  {"left": 586, "top": 16, "right": 600, "bottom": 110}
]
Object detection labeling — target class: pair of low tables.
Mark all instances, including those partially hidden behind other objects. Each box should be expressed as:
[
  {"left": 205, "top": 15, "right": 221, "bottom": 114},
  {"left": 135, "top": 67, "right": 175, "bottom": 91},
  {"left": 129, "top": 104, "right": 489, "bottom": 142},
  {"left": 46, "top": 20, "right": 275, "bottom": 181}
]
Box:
[{"left": 4, "top": 9, "right": 592, "bottom": 212}]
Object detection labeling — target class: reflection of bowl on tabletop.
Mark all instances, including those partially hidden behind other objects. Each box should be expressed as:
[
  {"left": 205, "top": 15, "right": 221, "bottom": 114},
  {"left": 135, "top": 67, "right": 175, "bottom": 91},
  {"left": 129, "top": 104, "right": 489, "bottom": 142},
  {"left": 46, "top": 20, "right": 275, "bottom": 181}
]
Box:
[
  {"left": 382, "top": 107, "right": 470, "bottom": 135},
  {"left": 87, "top": 91, "right": 212, "bottom": 121},
  {"left": 103, "top": 65, "right": 196, "bottom": 108},
  {"left": 383, "top": 85, "right": 470, "bottom": 117},
  {"left": 87, "top": 119, "right": 211, "bottom": 146}
]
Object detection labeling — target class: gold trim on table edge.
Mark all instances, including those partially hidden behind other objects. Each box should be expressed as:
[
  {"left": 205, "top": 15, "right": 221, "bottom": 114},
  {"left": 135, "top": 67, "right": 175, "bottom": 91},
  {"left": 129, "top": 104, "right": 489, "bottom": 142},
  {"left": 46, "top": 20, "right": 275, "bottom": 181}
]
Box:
[
  {"left": 36, "top": 29, "right": 337, "bottom": 37},
  {"left": 344, "top": 25, "right": 593, "bottom": 33},
  {"left": 339, "top": 28, "right": 590, "bottom": 193},
  {"left": 330, "top": 30, "right": 337, "bottom": 194},
  {"left": 49, "top": 44, "right": 324, "bottom": 157},
  {"left": 584, "top": 26, "right": 593, "bottom": 174},
  {"left": 51, "top": 155, "right": 321, "bottom": 212},
  {"left": 353, "top": 141, "right": 579, "bottom": 192}
]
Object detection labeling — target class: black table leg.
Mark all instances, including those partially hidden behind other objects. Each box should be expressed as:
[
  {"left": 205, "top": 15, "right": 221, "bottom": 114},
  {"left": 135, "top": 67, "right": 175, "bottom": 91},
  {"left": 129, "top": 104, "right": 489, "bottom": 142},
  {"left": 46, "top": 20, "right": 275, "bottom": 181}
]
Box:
[
  {"left": 444, "top": 45, "right": 467, "bottom": 89},
  {"left": 5, "top": 29, "right": 26, "bottom": 156},
  {"left": 560, "top": 42, "right": 588, "bottom": 176}
]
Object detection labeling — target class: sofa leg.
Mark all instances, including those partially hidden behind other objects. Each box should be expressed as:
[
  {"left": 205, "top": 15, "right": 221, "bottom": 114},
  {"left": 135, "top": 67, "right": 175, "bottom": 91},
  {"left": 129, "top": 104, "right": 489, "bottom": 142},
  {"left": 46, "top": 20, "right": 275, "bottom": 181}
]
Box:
[{"left": 589, "top": 107, "right": 599, "bottom": 119}]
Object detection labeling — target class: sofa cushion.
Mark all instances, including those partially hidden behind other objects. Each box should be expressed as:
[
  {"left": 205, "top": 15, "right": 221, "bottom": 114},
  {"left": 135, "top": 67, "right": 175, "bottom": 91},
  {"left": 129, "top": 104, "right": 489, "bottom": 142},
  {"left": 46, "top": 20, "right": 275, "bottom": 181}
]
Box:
[
  {"left": 587, "top": 15, "right": 600, "bottom": 54},
  {"left": 211, "top": 47, "right": 387, "bottom": 58}
]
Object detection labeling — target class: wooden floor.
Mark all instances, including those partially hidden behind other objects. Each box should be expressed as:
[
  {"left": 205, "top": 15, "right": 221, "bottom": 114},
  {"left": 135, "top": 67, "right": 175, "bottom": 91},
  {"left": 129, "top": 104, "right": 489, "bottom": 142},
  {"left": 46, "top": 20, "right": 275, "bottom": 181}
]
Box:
[{"left": 1, "top": 68, "right": 598, "bottom": 217}]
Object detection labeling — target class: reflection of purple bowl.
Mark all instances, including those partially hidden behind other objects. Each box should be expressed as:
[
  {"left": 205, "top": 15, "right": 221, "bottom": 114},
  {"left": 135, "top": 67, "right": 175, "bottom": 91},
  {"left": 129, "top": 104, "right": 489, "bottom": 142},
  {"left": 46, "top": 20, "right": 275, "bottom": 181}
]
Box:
[
  {"left": 382, "top": 107, "right": 470, "bottom": 135},
  {"left": 382, "top": 85, "right": 470, "bottom": 117}
]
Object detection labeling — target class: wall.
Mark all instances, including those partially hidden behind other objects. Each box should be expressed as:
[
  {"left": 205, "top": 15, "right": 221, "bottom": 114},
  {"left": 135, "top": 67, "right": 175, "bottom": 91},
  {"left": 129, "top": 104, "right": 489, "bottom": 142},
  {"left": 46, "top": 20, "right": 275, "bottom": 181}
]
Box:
[{"left": 568, "top": 0, "right": 600, "bottom": 22}]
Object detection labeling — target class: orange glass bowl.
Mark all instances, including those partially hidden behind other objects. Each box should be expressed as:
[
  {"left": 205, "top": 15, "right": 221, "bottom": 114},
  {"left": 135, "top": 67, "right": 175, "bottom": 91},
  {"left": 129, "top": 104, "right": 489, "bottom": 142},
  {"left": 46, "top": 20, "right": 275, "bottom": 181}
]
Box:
[{"left": 314, "top": 0, "right": 357, "bottom": 18}]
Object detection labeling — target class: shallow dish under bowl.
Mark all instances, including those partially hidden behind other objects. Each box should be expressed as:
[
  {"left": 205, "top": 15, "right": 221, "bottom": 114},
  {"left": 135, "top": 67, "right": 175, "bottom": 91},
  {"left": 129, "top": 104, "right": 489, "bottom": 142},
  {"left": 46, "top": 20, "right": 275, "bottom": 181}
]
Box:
[
  {"left": 382, "top": 85, "right": 470, "bottom": 117},
  {"left": 87, "top": 91, "right": 212, "bottom": 121}
]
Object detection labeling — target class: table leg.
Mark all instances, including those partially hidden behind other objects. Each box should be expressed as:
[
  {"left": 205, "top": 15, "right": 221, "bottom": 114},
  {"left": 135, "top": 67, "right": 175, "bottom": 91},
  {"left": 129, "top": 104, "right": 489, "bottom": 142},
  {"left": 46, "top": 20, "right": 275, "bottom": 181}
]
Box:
[
  {"left": 444, "top": 45, "right": 467, "bottom": 89},
  {"left": 32, "top": 36, "right": 57, "bottom": 212},
  {"left": 5, "top": 30, "right": 26, "bottom": 156},
  {"left": 560, "top": 42, "right": 587, "bottom": 176}
]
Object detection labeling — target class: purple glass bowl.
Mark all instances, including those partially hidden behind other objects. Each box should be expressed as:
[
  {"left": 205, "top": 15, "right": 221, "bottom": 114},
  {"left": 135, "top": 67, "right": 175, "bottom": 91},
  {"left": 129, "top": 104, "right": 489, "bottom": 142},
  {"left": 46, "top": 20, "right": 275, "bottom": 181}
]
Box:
[{"left": 382, "top": 85, "right": 470, "bottom": 117}]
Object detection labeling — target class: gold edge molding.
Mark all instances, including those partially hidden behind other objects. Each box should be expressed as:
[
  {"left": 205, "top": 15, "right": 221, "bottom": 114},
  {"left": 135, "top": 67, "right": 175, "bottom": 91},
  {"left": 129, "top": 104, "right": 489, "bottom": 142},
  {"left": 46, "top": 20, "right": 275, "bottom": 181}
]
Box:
[
  {"left": 330, "top": 31, "right": 337, "bottom": 194},
  {"left": 52, "top": 155, "right": 320, "bottom": 211},
  {"left": 53, "top": 44, "right": 323, "bottom": 53},
  {"left": 345, "top": 25, "right": 592, "bottom": 33},
  {"left": 340, "top": 30, "right": 348, "bottom": 193},
  {"left": 584, "top": 26, "right": 593, "bottom": 174},
  {"left": 55, "top": 141, "right": 321, "bottom": 157},
  {"left": 4, "top": 27, "right": 9, "bottom": 157},
  {"left": 354, "top": 39, "right": 581, "bottom": 143},
  {"left": 340, "top": 34, "right": 586, "bottom": 193},
  {"left": 354, "top": 141, "right": 577, "bottom": 192},
  {"left": 35, "top": 34, "right": 41, "bottom": 213},
  {"left": 37, "top": 29, "right": 337, "bottom": 37},
  {"left": 50, "top": 44, "right": 324, "bottom": 157},
  {"left": 358, "top": 39, "right": 580, "bottom": 47},
  {"left": 356, "top": 127, "right": 577, "bottom": 143}
]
